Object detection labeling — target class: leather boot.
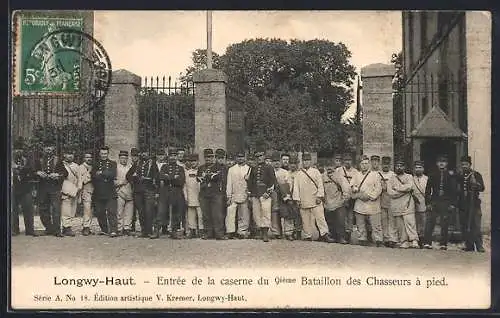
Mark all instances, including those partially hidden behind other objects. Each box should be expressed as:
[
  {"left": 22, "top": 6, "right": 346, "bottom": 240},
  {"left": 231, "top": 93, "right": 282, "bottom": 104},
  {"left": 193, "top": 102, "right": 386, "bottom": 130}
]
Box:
[
  {"left": 262, "top": 227, "right": 270, "bottom": 242},
  {"left": 150, "top": 225, "right": 160, "bottom": 239}
]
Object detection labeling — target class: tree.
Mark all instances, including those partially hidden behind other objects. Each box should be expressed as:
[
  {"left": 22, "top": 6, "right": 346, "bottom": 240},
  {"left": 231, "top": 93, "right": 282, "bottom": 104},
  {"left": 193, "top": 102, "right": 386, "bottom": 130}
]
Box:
[
  {"left": 391, "top": 51, "right": 406, "bottom": 159},
  {"left": 182, "top": 38, "right": 357, "bottom": 153}
]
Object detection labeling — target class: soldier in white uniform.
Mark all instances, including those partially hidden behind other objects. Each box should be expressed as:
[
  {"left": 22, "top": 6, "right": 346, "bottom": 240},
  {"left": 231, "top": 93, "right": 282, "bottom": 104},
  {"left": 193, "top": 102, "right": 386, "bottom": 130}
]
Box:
[
  {"left": 60, "top": 148, "right": 81, "bottom": 237},
  {"left": 115, "top": 150, "right": 134, "bottom": 236},
  {"left": 351, "top": 155, "right": 383, "bottom": 247},
  {"left": 225, "top": 152, "right": 251, "bottom": 239},
  {"left": 293, "top": 153, "right": 335, "bottom": 243},
  {"left": 184, "top": 153, "right": 203, "bottom": 238},
  {"left": 378, "top": 156, "right": 397, "bottom": 248},
  {"left": 270, "top": 151, "right": 286, "bottom": 239},
  {"left": 79, "top": 151, "right": 94, "bottom": 236},
  {"left": 340, "top": 153, "right": 359, "bottom": 243},
  {"left": 412, "top": 160, "right": 428, "bottom": 247},
  {"left": 387, "top": 159, "right": 419, "bottom": 249}
]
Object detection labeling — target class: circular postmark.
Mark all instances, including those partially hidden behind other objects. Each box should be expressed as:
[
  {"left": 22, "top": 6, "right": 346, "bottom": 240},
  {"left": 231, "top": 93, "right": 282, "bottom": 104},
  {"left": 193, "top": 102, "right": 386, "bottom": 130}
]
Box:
[{"left": 22, "top": 28, "right": 112, "bottom": 117}]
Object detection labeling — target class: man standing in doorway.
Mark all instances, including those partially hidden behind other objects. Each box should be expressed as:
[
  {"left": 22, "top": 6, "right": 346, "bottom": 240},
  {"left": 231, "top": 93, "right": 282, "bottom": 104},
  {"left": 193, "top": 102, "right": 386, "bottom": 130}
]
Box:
[
  {"left": 423, "top": 154, "right": 457, "bottom": 250},
  {"left": 225, "top": 152, "right": 251, "bottom": 239},
  {"left": 351, "top": 155, "right": 383, "bottom": 247},
  {"left": 92, "top": 146, "right": 118, "bottom": 237},
  {"left": 35, "top": 141, "right": 67, "bottom": 237},
  {"left": 293, "top": 153, "right": 335, "bottom": 243},
  {"left": 457, "top": 155, "right": 485, "bottom": 252},
  {"left": 115, "top": 150, "right": 134, "bottom": 236},
  {"left": 412, "top": 160, "right": 428, "bottom": 247}
]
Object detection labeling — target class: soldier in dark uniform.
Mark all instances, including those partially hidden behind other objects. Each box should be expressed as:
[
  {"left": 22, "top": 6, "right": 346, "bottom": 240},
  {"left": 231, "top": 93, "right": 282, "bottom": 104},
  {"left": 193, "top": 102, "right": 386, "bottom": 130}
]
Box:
[
  {"left": 34, "top": 141, "right": 68, "bottom": 237},
  {"left": 129, "top": 147, "right": 140, "bottom": 232},
  {"left": 215, "top": 148, "right": 228, "bottom": 236},
  {"left": 126, "top": 148, "right": 159, "bottom": 238},
  {"left": 457, "top": 155, "right": 485, "bottom": 252},
  {"left": 12, "top": 139, "right": 38, "bottom": 236},
  {"left": 198, "top": 148, "right": 227, "bottom": 240},
  {"left": 423, "top": 154, "right": 458, "bottom": 250},
  {"left": 92, "top": 146, "right": 118, "bottom": 237},
  {"left": 247, "top": 150, "right": 277, "bottom": 242},
  {"left": 152, "top": 150, "right": 186, "bottom": 239}
]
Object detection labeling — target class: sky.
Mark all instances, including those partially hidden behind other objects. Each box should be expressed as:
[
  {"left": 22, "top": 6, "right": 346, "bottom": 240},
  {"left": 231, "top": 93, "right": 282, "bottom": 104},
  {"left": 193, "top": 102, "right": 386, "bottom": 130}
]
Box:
[{"left": 93, "top": 11, "right": 402, "bottom": 118}]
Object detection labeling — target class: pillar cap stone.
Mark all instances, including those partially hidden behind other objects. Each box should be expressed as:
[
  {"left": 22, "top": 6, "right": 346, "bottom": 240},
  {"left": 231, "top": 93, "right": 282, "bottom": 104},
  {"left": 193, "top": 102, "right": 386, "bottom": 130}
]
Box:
[
  {"left": 193, "top": 69, "right": 227, "bottom": 83},
  {"left": 112, "top": 69, "right": 142, "bottom": 86},
  {"left": 361, "top": 63, "right": 395, "bottom": 78}
]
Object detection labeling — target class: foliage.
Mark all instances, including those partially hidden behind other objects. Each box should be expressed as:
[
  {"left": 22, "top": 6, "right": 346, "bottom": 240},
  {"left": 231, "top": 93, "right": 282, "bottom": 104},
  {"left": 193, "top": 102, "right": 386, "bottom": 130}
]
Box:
[
  {"left": 391, "top": 51, "right": 407, "bottom": 158},
  {"left": 182, "top": 38, "right": 357, "bottom": 152}
]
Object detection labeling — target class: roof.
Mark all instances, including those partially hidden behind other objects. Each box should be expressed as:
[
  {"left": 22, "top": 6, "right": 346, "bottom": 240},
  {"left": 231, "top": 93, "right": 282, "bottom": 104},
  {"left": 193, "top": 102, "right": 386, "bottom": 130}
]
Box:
[{"left": 411, "top": 106, "right": 466, "bottom": 138}]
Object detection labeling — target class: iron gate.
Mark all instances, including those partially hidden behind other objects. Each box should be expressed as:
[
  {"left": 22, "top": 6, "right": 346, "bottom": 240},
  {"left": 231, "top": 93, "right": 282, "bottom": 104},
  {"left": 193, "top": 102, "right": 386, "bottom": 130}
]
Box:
[
  {"left": 11, "top": 94, "right": 105, "bottom": 162},
  {"left": 138, "top": 76, "right": 195, "bottom": 154}
]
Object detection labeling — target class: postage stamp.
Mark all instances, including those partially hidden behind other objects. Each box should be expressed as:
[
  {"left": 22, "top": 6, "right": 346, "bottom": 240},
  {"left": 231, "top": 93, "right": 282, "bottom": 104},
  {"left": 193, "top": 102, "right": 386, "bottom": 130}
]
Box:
[{"left": 12, "top": 13, "right": 112, "bottom": 114}]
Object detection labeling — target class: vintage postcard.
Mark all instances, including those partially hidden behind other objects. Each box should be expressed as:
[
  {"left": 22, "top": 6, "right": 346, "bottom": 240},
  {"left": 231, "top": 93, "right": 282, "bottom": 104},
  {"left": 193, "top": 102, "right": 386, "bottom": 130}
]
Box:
[{"left": 9, "top": 10, "right": 491, "bottom": 310}]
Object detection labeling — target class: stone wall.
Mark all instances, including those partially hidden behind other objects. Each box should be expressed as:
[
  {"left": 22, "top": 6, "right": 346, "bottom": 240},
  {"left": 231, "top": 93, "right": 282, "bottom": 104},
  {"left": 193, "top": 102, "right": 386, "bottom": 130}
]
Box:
[
  {"left": 103, "top": 69, "right": 140, "bottom": 160},
  {"left": 361, "top": 63, "right": 395, "bottom": 160}
]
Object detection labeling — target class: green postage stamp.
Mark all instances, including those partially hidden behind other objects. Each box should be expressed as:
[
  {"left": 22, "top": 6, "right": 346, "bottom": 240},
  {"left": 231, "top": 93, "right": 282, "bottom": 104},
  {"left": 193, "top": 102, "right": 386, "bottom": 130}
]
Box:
[{"left": 13, "top": 15, "right": 84, "bottom": 94}]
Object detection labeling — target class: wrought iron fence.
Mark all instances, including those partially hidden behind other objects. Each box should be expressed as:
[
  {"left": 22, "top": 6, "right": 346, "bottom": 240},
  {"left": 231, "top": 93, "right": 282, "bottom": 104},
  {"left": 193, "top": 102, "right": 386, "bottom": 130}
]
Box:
[
  {"left": 138, "top": 76, "right": 195, "bottom": 154},
  {"left": 11, "top": 94, "right": 105, "bottom": 162}
]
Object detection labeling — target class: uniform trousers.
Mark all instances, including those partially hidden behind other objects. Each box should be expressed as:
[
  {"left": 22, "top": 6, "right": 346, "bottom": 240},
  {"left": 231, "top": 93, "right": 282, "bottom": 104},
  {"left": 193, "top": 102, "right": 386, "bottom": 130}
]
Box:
[
  {"left": 226, "top": 201, "right": 250, "bottom": 235},
  {"left": 61, "top": 195, "right": 78, "bottom": 228},
  {"left": 394, "top": 213, "right": 419, "bottom": 243},
  {"left": 94, "top": 198, "right": 118, "bottom": 234},
  {"left": 134, "top": 191, "right": 157, "bottom": 235},
  {"left": 251, "top": 196, "right": 272, "bottom": 228},
  {"left": 270, "top": 192, "right": 282, "bottom": 236},
  {"left": 199, "top": 192, "right": 225, "bottom": 238},
  {"left": 187, "top": 206, "right": 204, "bottom": 230},
  {"left": 300, "top": 204, "right": 329, "bottom": 239},
  {"left": 414, "top": 211, "right": 427, "bottom": 240},
  {"left": 38, "top": 189, "right": 62, "bottom": 234},
  {"left": 12, "top": 190, "right": 35, "bottom": 234},
  {"left": 344, "top": 201, "right": 354, "bottom": 233},
  {"left": 117, "top": 195, "right": 134, "bottom": 231},
  {"left": 156, "top": 187, "right": 185, "bottom": 231},
  {"left": 354, "top": 212, "right": 382, "bottom": 242},
  {"left": 81, "top": 190, "right": 93, "bottom": 228},
  {"left": 381, "top": 207, "right": 397, "bottom": 243},
  {"left": 460, "top": 206, "right": 483, "bottom": 250},
  {"left": 325, "top": 206, "right": 346, "bottom": 241},
  {"left": 423, "top": 199, "right": 453, "bottom": 246}
]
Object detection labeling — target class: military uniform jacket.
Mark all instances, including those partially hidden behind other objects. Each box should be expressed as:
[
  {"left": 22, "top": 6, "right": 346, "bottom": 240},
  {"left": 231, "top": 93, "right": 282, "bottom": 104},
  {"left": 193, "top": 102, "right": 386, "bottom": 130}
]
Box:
[
  {"left": 197, "top": 162, "right": 226, "bottom": 196},
  {"left": 79, "top": 163, "right": 94, "bottom": 193},
  {"left": 184, "top": 168, "right": 200, "bottom": 207},
  {"left": 34, "top": 155, "right": 68, "bottom": 192},
  {"left": 116, "top": 163, "right": 133, "bottom": 200},
  {"left": 457, "top": 170, "right": 485, "bottom": 209},
  {"left": 425, "top": 168, "right": 457, "bottom": 205},
  {"left": 292, "top": 167, "right": 324, "bottom": 209},
  {"left": 377, "top": 170, "right": 395, "bottom": 209},
  {"left": 387, "top": 173, "right": 415, "bottom": 216},
  {"left": 247, "top": 162, "right": 276, "bottom": 198},
  {"left": 126, "top": 159, "right": 159, "bottom": 193},
  {"left": 412, "top": 174, "right": 428, "bottom": 212},
  {"left": 92, "top": 159, "right": 118, "bottom": 200},
  {"left": 226, "top": 163, "right": 251, "bottom": 203},
  {"left": 13, "top": 155, "right": 36, "bottom": 194},
  {"left": 352, "top": 170, "right": 382, "bottom": 215},
  {"left": 338, "top": 166, "right": 359, "bottom": 198},
  {"left": 159, "top": 162, "right": 186, "bottom": 192},
  {"left": 323, "top": 169, "right": 350, "bottom": 211}
]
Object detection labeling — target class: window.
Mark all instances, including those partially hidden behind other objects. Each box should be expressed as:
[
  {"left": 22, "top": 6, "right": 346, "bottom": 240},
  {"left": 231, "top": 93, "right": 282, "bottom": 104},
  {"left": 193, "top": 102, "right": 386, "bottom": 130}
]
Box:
[
  {"left": 407, "top": 12, "right": 414, "bottom": 69},
  {"left": 438, "top": 75, "right": 449, "bottom": 114},
  {"left": 421, "top": 95, "right": 429, "bottom": 118}
]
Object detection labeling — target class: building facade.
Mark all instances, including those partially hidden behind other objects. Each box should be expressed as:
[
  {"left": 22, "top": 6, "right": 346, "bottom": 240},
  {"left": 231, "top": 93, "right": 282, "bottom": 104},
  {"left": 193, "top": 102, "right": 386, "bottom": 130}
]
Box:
[{"left": 401, "top": 11, "right": 491, "bottom": 231}]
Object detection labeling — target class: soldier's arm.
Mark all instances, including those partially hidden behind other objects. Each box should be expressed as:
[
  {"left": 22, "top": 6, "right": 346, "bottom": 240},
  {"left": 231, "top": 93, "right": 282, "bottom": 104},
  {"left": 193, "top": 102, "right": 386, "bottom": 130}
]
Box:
[
  {"left": 177, "top": 165, "right": 186, "bottom": 186},
  {"left": 387, "top": 177, "right": 405, "bottom": 198},
  {"left": 425, "top": 175, "right": 433, "bottom": 203},
  {"left": 474, "top": 172, "right": 485, "bottom": 192},
  {"left": 292, "top": 173, "right": 300, "bottom": 202},
  {"left": 226, "top": 167, "right": 233, "bottom": 199},
  {"left": 316, "top": 169, "right": 325, "bottom": 198},
  {"left": 125, "top": 163, "right": 136, "bottom": 183},
  {"left": 56, "top": 160, "right": 68, "bottom": 179},
  {"left": 365, "top": 174, "right": 382, "bottom": 201}
]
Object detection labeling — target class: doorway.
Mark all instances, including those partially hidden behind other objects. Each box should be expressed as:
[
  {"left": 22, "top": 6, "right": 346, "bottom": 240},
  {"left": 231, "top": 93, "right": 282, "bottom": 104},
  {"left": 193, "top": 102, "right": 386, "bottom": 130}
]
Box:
[{"left": 420, "top": 138, "right": 457, "bottom": 172}]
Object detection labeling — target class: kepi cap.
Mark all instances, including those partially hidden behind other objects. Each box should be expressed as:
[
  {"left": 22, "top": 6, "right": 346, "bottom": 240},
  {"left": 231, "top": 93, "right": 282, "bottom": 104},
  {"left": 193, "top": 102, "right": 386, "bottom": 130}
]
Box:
[
  {"left": 203, "top": 148, "right": 214, "bottom": 158},
  {"left": 119, "top": 150, "right": 129, "bottom": 157},
  {"left": 215, "top": 148, "right": 226, "bottom": 158},
  {"left": 370, "top": 155, "right": 380, "bottom": 161},
  {"left": 302, "top": 152, "right": 312, "bottom": 161},
  {"left": 460, "top": 155, "right": 472, "bottom": 164}
]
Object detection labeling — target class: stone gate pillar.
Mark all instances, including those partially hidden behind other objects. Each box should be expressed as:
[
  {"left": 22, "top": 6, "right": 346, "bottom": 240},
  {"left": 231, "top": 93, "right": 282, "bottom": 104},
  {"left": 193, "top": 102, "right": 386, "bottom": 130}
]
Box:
[
  {"left": 103, "top": 69, "right": 141, "bottom": 160},
  {"left": 193, "top": 69, "right": 227, "bottom": 164},
  {"left": 361, "top": 63, "right": 395, "bottom": 160}
]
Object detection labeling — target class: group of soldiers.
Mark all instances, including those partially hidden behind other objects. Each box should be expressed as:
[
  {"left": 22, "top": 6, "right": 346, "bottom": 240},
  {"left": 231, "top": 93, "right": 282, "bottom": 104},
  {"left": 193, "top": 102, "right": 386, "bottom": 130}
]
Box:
[{"left": 11, "top": 139, "right": 486, "bottom": 252}]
